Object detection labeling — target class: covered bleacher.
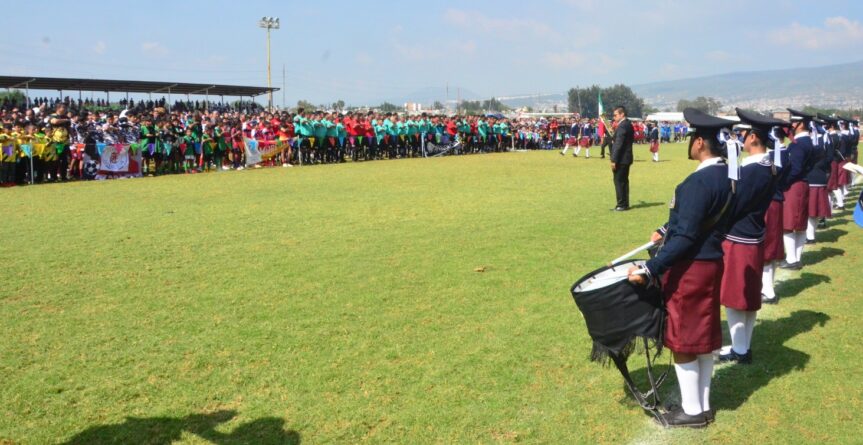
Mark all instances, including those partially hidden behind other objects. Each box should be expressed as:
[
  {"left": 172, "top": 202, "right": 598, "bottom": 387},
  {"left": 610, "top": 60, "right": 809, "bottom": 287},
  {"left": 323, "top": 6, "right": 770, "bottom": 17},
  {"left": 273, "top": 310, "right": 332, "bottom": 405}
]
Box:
[{"left": 0, "top": 75, "right": 278, "bottom": 110}]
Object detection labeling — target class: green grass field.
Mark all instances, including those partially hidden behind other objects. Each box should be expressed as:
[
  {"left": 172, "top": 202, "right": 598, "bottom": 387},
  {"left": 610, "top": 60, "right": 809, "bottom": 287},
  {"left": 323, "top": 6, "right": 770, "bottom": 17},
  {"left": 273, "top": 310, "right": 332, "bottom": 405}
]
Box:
[{"left": 2, "top": 144, "right": 861, "bottom": 444}]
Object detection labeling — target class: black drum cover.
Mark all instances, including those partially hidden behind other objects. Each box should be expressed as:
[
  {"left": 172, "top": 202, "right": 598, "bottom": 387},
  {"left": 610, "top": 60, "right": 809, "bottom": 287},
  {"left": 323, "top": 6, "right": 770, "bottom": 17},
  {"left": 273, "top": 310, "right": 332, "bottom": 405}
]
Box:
[{"left": 570, "top": 260, "right": 665, "bottom": 364}]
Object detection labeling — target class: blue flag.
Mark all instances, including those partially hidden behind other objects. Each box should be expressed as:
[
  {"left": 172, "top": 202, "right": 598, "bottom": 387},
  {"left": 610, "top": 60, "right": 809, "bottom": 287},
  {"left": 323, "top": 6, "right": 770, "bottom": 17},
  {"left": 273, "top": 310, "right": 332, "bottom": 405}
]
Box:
[{"left": 854, "top": 188, "right": 863, "bottom": 228}]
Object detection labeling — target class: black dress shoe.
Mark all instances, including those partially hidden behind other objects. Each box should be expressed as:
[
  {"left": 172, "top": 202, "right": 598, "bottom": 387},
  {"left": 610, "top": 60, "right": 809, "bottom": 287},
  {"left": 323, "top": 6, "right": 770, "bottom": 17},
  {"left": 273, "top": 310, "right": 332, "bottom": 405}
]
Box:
[
  {"left": 718, "top": 349, "right": 752, "bottom": 364},
  {"left": 657, "top": 407, "right": 707, "bottom": 428},
  {"left": 806, "top": 239, "right": 816, "bottom": 245},
  {"left": 762, "top": 293, "right": 779, "bottom": 305},
  {"left": 778, "top": 261, "right": 803, "bottom": 270},
  {"left": 614, "top": 206, "right": 630, "bottom": 212},
  {"left": 664, "top": 404, "right": 715, "bottom": 424}
]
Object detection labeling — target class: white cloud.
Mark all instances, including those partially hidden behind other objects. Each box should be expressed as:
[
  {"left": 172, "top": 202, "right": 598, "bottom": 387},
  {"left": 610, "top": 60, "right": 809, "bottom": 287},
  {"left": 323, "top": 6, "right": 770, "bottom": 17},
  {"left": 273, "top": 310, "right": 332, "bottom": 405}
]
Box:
[
  {"left": 543, "top": 51, "right": 586, "bottom": 69},
  {"left": 542, "top": 51, "right": 623, "bottom": 75},
  {"left": 141, "top": 41, "right": 169, "bottom": 56},
  {"left": 443, "top": 9, "right": 558, "bottom": 40},
  {"left": 590, "top": 54, "right": 624, "bottom": 75},
  {"left": 705, "top": 50, "right": 731, "bottom": 62},
  {"left": 769, "top": 16, "right": 863, "bottom": 49},
  {"left": 355, "top": 51, "right": 373, "bottom": 65},
  {"left": 557, "top": 0, "right": 598, "bottom": 11},
  {"left": 393, "top": 41, "right": 435, "bottom": 62},
  {"left": 658, "top": 63, "right": 682, "bottom": 79},
  {"left": 93, "top": 41, "right": 106, "bottom": 55},
  {"left": 453, "top": 40, "right": 477, "bottom": 55}
]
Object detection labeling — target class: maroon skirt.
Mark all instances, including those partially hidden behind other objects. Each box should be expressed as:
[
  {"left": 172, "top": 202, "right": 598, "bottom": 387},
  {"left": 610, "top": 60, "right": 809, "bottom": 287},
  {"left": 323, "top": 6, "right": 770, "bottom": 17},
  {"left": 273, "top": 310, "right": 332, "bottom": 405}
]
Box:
[
  {"left": 661, "top": 259, "right": 723, "bottom": 355},
  {"left": 838, "top": 161, "right": 850, "bottom": 186},
  {"left": 828, "top": 161, "right": 840, "bottom": 191},
  {"left": 782, "top": 181, "right": 809, "bottom": 232},
  {"left": 720, "top": 240, "right": 764, "bottom": 311},
  {"left": 763, "top": 200, "right": 784, "bottom": 262},
  {"left": 808, "top": 186, "right": 832, "bottom": 218}
]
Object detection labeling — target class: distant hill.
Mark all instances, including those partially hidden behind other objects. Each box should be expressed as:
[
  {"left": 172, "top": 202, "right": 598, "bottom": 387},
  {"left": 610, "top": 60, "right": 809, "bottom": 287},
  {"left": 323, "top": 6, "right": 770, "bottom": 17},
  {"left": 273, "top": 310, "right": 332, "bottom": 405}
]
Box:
[
  {"left": 632, "top": 60, "right": 863, "bottom": 111},
  {"left": 498, "top": 93, "right": 567, "bottom": 109},
  {"left": 389, "top": 86, "right": 482, "bottom": 106}
]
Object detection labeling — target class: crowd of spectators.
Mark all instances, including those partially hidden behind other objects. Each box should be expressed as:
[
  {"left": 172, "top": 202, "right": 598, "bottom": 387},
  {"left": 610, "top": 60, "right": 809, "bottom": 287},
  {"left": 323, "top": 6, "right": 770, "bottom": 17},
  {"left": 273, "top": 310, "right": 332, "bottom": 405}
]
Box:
[{"left": 0, "top": 96, "right": 687, "bottom": 186}]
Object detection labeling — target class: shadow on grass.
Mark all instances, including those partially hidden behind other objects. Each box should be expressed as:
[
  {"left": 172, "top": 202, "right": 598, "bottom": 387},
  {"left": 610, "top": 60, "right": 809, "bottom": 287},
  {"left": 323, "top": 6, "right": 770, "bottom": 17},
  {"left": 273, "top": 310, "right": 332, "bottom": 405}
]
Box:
[
  {"left": 711, "top": 310, "right": 830, "bottom": 411},
  {"left": 802, "top": 247, "right": 844, "bottom": 267},
  {"left": 814, "top": 228, "right": 848, "bottom": 243},
  {"left": 621, "top": 310, "right": 829, "bottom": 415},
  {"left": 60, "top": 410, "right": 300, "bottom": 445},
  {"left": 629, "top": 201, "right": 664, "bottom": 210},
  {"left": 775, "top": 272, "right": 831, "bottom": 300}
]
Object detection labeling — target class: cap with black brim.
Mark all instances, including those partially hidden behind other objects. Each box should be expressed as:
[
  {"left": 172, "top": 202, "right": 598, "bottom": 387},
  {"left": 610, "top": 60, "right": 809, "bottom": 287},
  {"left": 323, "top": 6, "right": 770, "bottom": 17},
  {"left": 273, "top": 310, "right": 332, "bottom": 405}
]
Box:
[
  {"left": 788, "top": 108, "right": 815, "bottom": 124},
  {"left": 684, "top": 107, "right": 739, "bottom": 179},
  {"left": 737, "top": 108, "right": 790, "bottom": 168}
]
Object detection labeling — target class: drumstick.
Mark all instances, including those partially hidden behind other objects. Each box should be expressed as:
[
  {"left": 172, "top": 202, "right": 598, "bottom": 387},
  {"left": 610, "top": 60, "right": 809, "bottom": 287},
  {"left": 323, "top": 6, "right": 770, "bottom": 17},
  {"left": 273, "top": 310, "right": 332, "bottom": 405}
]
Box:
[{"left": 608, "top": 240, "right": 656, "bottom": 266}]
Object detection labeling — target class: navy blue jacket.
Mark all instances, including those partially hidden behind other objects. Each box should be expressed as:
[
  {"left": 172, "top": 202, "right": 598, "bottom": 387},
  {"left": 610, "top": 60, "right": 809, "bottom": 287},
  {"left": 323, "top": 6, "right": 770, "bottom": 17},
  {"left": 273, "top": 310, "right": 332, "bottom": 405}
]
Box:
[
  {"left": 839, "top": 132, "right": 853, "bottom": 159},
  {"left": 782, "top": 134, "right": 815, "bottom": 190},
  {"left": 726, "top": 154, "right": 775, "bottom": 243},
  {"left": 646, "top": 159, "right": 731, "bottom": 277},
  {"left": 770, "top": 148, "right": 791, "bottom": 202},
  {"left": 853, "top": 128, "right": 860, "bottom": 158},
  {"left": 829, "top": 133, "right": 843, "bottom": 162},
  {"left": 806, "top": 136, "right": 831, "bottom": 186}
]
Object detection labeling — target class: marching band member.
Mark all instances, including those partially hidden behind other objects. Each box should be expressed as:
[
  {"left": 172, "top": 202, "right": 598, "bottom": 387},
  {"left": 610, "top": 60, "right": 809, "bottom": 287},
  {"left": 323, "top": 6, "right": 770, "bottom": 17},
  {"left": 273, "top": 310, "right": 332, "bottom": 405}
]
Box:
[{"left": 628, "top": 108, "right": 736, "bottom": 428}]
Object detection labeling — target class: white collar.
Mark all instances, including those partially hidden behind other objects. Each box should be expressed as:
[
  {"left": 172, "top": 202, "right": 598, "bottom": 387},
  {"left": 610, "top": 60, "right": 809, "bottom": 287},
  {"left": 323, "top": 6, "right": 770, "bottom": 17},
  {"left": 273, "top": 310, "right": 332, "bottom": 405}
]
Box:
[
  {"left": 794, "top": 132, "right": 810, "bottom": 140},
  {"left": 696, "top": 156, "right": 723, "bottom": 171},
  {"left": 742, "top": 152, "right": 769, "bottom": 167}
]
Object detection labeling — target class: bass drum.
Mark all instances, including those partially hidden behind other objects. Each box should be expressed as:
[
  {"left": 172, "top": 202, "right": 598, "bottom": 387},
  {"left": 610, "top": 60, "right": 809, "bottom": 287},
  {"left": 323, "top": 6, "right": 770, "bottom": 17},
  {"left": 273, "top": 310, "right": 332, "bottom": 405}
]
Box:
[{"left": 571, "top": 260, "right": 665, "bottom": 363}]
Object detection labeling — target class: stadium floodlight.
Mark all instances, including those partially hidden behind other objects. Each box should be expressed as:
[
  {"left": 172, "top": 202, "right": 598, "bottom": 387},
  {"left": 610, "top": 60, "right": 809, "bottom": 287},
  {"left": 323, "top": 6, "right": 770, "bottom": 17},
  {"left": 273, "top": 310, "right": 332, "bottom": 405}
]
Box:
[{"left": 258, "top": 16, "right": 280, "bottom": 110}]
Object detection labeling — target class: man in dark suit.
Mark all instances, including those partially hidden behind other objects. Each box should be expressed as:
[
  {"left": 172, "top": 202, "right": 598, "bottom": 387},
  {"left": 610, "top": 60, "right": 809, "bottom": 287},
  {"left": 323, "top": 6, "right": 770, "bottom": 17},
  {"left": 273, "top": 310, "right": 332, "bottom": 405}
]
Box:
[{"left": 611, "top": 106, "right": 634, "bottom": 210}]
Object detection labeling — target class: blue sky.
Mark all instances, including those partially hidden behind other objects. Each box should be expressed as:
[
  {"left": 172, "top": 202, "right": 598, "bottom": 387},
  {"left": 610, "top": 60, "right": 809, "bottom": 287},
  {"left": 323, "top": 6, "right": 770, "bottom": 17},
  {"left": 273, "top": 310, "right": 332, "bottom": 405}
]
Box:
[{"left": 2, "top": 0, "right": 862, "bottom": 106}]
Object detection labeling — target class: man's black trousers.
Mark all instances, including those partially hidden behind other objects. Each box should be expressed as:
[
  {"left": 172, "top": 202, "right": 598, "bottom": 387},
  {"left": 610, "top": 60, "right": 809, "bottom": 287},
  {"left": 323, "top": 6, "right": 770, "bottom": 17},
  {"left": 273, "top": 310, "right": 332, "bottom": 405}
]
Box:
[{"left": 613, "top": 163, "right": 630, "bottom": 209}]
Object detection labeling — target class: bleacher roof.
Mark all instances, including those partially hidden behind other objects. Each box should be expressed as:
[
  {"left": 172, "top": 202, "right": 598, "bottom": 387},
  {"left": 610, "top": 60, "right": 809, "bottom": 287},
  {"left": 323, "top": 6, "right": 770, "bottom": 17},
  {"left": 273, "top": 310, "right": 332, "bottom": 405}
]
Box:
[{"left": 0, "top": 76, "right": 277, "bottom": 97}]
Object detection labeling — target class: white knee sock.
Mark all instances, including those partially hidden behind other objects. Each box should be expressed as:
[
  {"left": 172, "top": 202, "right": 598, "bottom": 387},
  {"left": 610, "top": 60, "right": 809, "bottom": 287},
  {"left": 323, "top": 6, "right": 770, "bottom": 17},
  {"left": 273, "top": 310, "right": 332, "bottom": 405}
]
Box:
[
  {"left": 806, "top": 217, "right": 817, "bottom": 241},
  {"left": 744, "top": 311, "right": 757, "bottom": 351},
  {"left": 585, "top": 148, "right": 590, "bottom": 158},
  {"left": 761, "top": 261, "right": 775, "bottom": 298},
  {"left": 725, "top": 308, "right": 748, "bottom": 355},
  {"left": 795, "top": 232, "right": 806, "bottom": 262},
  {"left": 834, "top": 189, "right": 844, "bottom": 208},
  {"left": 574, "top": 147, "right": 581, "bottom": 156},
  {"left": 783, "top": 233, "right": 797, "bottom": 263},
  {"left": 697, "top": 354, "right": 714, "bottom": 412},
  {"left": 561, "top": 146, "right": 569, "bottom": 154},
  {"left": 842, "top": 185, "right": 849, "bottom": 196},
  {"left": 674, "top": 360, "right": 702, "bottom": 415},
  {"left": 653, "top": 152, "right": 659, "bottom": 162}
]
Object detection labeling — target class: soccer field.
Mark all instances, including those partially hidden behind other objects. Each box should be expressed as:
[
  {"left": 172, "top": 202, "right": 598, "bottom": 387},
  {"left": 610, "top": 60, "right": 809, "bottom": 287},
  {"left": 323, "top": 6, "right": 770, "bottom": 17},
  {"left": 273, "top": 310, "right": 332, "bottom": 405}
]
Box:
[{"left": 2, "top": 144, "right": 861, "bottom": 444}]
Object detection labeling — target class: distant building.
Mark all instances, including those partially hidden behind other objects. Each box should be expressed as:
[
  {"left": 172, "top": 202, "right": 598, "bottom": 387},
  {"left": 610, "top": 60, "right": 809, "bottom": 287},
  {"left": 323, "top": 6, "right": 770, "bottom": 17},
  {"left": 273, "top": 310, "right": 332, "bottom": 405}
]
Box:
[
  {"left": 404, "top": 102, "right": 423, "bottom": 112},
  {"left": 772, "top": 110, "right": 791, "bottom": 121}
]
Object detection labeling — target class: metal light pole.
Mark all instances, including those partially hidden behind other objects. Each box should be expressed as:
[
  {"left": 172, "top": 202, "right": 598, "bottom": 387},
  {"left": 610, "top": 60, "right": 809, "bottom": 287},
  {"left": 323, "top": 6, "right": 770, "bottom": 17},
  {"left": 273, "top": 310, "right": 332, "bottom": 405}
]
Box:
[{"left": 258, "top": 16, "right": 280, "bottom": 111}]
